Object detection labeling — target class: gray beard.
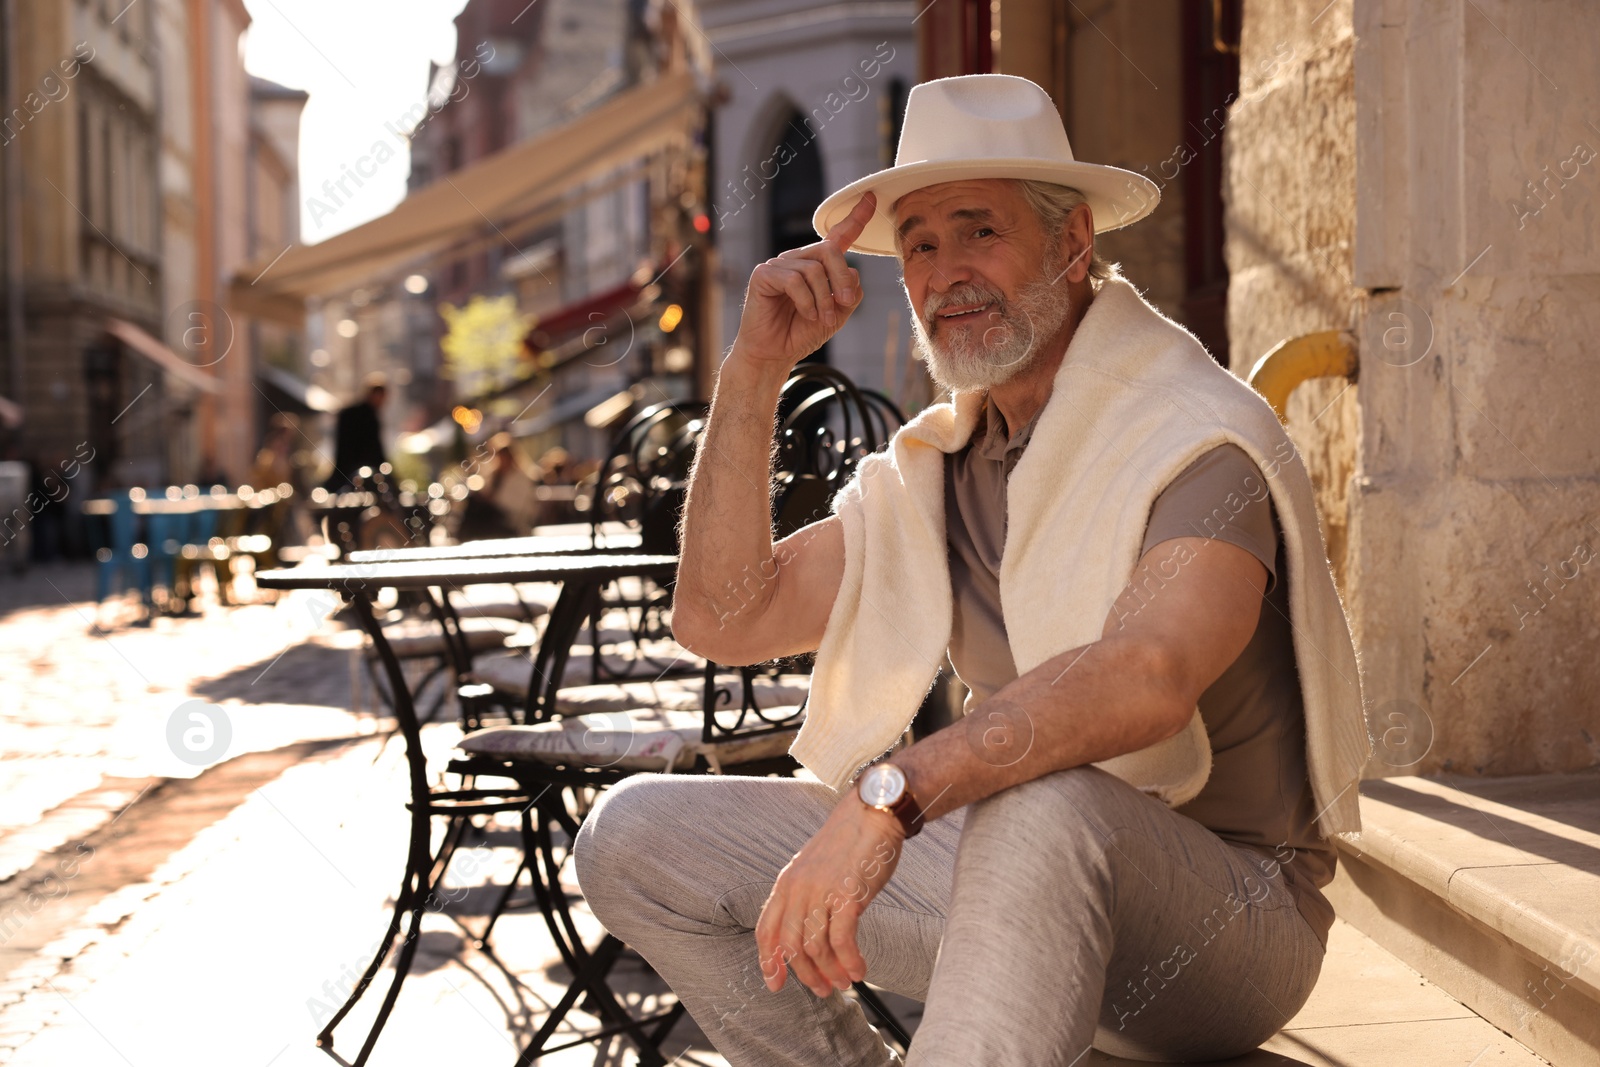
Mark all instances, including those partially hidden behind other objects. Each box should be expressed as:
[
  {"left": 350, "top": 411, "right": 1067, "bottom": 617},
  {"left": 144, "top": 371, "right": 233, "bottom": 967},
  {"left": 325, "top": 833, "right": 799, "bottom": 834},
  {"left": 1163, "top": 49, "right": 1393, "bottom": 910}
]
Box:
[{"left": 907, "top": 248, "right": 1075, "bottom": 394}]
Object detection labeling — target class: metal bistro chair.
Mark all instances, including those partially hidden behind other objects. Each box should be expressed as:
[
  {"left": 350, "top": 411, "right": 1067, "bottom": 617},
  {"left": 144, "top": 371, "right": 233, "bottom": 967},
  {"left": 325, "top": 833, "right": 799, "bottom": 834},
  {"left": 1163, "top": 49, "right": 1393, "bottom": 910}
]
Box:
[
  {"left": 362, "top": 608, "right": 531, "bottom": 733},
  {"left": 309, "top": 580, "right": 547, "bottom": 1067},
  {"left": 773, "top": 365, "right": 903, "bottom": 537},
  {"left": 468, "top": 401, "right": 711, "bottom": 714},
  {"left": 453, "top": 658, "right": 811, "bottom": 1065},
  {"left": 580, "top": 399, "right": 707, "bottom": 680},
  {"left": 586, "top": 399, "right": 708, "bottom": 556},
  {"left": 452, "top": 372, "right": 910, "bottom": 1063}
]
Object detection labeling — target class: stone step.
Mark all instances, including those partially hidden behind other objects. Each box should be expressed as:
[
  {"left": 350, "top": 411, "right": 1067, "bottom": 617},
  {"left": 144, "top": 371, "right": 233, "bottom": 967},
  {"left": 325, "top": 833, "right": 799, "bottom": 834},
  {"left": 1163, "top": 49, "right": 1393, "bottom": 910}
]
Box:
[
  {"left": 1087, "top": 917, "right": 1547, "bottom": 1066},
  {"left": 1324, "top": 773, "right": 1600, "bottom": 1067}
]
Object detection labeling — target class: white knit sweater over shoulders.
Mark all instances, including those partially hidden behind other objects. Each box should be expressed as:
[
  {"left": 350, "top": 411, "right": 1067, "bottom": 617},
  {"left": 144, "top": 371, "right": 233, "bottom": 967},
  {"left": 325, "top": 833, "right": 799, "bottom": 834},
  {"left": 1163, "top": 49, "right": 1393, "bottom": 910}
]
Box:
[{"left": 789, "top": 275, "right": 1369, "bottom": 840}]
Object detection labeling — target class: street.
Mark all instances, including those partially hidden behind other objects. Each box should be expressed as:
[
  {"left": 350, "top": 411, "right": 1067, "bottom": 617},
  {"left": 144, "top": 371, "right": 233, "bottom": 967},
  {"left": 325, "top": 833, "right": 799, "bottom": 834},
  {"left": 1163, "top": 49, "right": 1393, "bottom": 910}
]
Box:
[
  {"left": 0, "top": 565, "right": 725, "bottom": 1066},
  {"left": 0, "top": 567, "right": 1550, "bottom": 1067}
]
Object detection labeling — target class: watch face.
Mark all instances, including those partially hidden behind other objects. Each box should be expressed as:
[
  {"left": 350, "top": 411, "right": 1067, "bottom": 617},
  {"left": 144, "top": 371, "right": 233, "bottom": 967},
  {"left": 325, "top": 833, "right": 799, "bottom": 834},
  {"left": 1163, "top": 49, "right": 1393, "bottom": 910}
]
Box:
[{"left": 858, "top": 763, "right": 906, "bottom": 807}]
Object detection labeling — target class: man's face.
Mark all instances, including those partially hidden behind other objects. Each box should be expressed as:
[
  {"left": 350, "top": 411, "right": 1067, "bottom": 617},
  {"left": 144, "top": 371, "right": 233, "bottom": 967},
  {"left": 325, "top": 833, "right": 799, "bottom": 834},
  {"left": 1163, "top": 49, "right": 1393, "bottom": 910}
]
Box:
[{"left": 893, "top": 179, "right": 1076, "bottom": 393}]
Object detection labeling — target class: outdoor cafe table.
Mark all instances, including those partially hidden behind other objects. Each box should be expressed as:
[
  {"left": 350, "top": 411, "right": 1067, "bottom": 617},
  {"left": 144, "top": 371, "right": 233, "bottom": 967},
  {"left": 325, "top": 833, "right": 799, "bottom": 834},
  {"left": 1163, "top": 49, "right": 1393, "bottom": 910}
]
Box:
[
  {"left": 344, "top": 528, "right": 642, "bottom": 564},
  {"left": 256, "top": 552, "right": 680, "bottom": 719},
  {"left": 252, "top": 553, "right": 679, "bottom": 1065},
  {"left": 82, "top": 489, "right": 284, "bottom": 516}
]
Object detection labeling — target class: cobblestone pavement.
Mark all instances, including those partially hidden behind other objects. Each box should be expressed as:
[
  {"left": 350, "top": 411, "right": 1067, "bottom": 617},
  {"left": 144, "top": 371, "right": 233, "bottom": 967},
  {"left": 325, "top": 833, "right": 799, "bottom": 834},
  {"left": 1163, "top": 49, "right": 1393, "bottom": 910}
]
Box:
[
  {"left": 1, "top": 563, "right": 366, "bottom": 878},
  {"left": 0, "top": 563, "right": 747, "bottom": 1065},
  {"left": 0, "top": 564, "right": 1553, "bottom": 1067}
]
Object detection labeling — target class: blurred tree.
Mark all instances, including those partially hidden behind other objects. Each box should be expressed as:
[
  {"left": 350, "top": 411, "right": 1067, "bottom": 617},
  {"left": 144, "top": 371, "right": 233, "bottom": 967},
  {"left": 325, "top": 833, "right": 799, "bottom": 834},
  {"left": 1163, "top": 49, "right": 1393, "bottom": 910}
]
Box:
[{"left": 439, "top": 294, "right": 528, "bottom": 399}]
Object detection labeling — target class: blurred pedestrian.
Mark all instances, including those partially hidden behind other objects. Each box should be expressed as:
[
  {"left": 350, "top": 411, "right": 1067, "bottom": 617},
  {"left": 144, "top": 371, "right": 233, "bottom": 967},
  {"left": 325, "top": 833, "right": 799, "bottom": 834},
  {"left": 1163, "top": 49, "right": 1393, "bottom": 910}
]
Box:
[
  {"left": 250, "top": 413, "right": 297, "bottom": 491},
  {"left": 537, "top": 446, "right": 571, "bottom": 484},
  {"left": 326, "top": 373, "right": 389, "bottom": 491},
  {"left": 483, "top": 433, "right": 544, "bottom": 534},
  {"left": 457, "top": 432, "right": 543, "bottom": 539},
  {"left": 250, "top": 413, "right": 309, "bottom": 548}
]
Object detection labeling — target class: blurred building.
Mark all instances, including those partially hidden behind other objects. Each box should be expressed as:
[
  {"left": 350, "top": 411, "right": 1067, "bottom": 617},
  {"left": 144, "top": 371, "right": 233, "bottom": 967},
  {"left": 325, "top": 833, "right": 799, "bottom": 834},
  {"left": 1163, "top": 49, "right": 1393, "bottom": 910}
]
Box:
[
  {"left": 2, "top": 0, "right": 172, "bottom": 490},
  {"left": 0, "top": 0, "right": 307, "bottom": 494},
  {"left": 700, "top": 0, "right": 919, "bottom": 405},
  {"left": 246, "top": 74, "right": 320, "bottom": 440},
  {"left": 240, "top": 0, "right": 710, "bottom": 478},
  {"left": 407, "top": 0, "right": 662, "bottom": 464}
]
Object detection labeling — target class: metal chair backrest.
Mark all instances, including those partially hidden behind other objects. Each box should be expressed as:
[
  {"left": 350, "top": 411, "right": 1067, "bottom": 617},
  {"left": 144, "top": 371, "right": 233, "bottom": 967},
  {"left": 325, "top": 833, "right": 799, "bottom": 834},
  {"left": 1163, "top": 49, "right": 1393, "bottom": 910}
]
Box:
[
  {"left": 587, "top": 399, "right": 708, "bottom": 555},
  {"left": 699, "top": 662, "right": 806, "bottom": 752},
  {"left": 773, "top": 365, "right": 904, "bottom": 538}
]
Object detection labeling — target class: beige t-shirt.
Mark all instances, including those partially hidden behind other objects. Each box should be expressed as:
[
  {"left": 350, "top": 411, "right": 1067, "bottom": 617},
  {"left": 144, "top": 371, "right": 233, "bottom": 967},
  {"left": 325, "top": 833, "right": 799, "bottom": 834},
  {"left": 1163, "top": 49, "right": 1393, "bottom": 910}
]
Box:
[{"left": 944, "top": 395, "right": 1336, "bottom": 945}]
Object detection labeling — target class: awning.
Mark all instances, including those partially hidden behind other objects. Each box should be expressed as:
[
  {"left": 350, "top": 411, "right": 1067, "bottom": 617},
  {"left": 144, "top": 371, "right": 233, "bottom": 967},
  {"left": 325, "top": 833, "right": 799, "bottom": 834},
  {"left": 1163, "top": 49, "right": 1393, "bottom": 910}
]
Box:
[
  {"left": 464, "top": 280, "right": 657, "bottom": 408},
  {"left": 232, "top": 70, "right": 702, "bottom": 316},
  {"left": 398, "top": 415, "right": 458, "bottom": 455},
  {"left": 525, "top": 276, "right": 647, "bottom": 348},
  {"left": 257, "top": 363, "right": 338, "bottom": 413},
  {"left": 508, "top": 383, "right": 626, "bottom": 438},
  {"left": 105, "top": 319, "right": 225, "bottom": 394}
]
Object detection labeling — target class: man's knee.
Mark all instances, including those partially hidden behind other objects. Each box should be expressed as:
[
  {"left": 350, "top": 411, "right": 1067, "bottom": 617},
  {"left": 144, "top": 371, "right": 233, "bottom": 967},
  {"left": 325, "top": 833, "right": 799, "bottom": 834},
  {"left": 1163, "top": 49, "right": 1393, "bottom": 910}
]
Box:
[
  {"left": 963, "top": 765, "right": 1150, "bottom": 860},
  {"left": 573, "top": 774, "right": 677, "bottom": 910},
  {"left": 975, "top": 764, "right": 1137, "bottom": 820}
]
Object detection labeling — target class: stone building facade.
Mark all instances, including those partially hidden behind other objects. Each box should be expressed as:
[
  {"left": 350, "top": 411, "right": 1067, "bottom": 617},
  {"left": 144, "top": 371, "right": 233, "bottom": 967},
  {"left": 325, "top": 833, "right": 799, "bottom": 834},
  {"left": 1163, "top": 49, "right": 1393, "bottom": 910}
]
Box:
[
  {"left": 921, "top": 0, "right": 1600, "bottom": 779},
  {"left": 3, "top": 1, "right": 167, "bottom": 487},
  {"left": 0, "top": 0, "right": 305, "bottom": 494},
  {"left": 401, "top": 0, "right": 652, "bottom": 444},
  {"left": 699, "top": 0, "right": 920, "bottom": 402}
]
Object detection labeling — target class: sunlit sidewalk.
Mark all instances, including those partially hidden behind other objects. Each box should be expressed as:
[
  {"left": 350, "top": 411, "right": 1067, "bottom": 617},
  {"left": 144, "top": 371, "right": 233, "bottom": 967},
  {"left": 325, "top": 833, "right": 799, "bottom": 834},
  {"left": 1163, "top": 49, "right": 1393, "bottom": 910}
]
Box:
[
  {"left": 0, "top": 564, "right": 727, "bottom": 1065},
  {"left": 0, "top": 719, "right": 1549, "bottom": 1067},
  {"left": 0, "top": 727, "right": 730, "bottom": 1066},
  {"left": 0, "top": 566, "right": 1553, "bottom": 1067}
]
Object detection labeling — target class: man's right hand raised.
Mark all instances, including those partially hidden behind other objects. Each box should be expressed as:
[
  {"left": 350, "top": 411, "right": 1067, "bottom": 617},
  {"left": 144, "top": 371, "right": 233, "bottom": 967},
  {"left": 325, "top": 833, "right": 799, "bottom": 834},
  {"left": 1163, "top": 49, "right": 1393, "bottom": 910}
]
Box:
[
  {"left": 673, "top": 194, "right": 869, "bottom": 664},
  {"left": 732, "top": 191, "right": 877, "bottom": 370}
]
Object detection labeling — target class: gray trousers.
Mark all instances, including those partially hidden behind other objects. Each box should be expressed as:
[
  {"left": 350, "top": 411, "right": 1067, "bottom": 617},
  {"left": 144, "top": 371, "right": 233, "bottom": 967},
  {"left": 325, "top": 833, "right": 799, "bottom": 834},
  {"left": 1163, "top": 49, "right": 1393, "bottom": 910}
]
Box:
[{"left": 573, "top": 765, "right": 1325, "bottom": 1065}]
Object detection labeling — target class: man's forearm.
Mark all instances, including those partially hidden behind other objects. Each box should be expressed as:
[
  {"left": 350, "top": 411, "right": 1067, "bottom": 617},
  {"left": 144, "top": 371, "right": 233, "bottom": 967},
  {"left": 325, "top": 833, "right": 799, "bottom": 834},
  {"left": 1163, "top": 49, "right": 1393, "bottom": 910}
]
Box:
[
  {"left": 895, "top": 635, "right": 1191, "bottom": 824},
  {"left": 674, "top": 349, "right": 792, "bottom": 636}
]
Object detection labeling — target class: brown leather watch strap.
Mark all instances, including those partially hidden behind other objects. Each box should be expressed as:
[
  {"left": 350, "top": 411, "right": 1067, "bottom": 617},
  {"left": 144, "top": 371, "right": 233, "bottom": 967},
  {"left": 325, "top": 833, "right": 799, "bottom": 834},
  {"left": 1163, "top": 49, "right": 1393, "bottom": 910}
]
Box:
[{"left": 888, "top": 785, "right": 924, "bottom": 839}]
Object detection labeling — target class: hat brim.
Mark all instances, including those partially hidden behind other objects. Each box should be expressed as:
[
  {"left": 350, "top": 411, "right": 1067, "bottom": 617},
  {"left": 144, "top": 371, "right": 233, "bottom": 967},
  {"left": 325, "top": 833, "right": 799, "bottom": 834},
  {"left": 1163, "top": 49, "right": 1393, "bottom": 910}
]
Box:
[{"left": 811, "top": 158, "right": 1161, "bottom": 257}]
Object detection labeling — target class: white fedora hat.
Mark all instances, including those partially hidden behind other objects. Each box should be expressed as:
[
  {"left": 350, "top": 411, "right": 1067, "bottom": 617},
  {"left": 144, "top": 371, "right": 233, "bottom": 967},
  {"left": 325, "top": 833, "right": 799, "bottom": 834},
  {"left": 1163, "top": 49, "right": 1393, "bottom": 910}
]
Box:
[{"left": 812, "top": 74, "right": 1160, "bottom": 257}]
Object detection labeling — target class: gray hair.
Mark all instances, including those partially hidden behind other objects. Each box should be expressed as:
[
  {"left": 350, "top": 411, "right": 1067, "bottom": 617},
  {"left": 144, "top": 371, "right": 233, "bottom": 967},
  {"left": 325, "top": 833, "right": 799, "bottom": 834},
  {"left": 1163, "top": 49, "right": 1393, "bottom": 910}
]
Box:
[{"left": 1014, "top": 179, "right": 1116, "bottom": 284}]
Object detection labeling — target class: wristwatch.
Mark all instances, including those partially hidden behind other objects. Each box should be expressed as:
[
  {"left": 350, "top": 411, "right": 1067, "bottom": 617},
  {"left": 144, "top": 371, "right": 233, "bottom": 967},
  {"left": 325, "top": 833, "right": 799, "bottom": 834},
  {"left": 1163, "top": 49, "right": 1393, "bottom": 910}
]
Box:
[{"left": 856, "top": 762, "right": 924, "bottom": 838}]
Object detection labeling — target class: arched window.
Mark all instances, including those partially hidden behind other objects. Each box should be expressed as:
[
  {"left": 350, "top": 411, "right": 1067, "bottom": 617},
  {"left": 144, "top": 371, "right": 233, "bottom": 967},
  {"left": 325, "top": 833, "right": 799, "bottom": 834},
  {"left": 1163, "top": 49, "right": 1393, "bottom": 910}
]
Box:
[{"left": 767, "top": 112, "right": 828, "bottom": 364}]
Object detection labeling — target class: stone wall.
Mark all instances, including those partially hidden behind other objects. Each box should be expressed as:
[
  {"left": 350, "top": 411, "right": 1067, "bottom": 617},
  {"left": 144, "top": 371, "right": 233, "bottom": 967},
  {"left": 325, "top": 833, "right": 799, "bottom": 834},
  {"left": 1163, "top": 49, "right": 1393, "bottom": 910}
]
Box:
[
  {"left": 1060, "top": 1, "right": 1187, "bottom": 322},
  {"left": 1231, "top": 0, "right": 1600, "bottom": 778},
  {"left": 1346, "top": 0, "right": 1600, "bottom": 776},
  {"left": 1225, "top": 0, "right": 1360, "bottom": 594}
]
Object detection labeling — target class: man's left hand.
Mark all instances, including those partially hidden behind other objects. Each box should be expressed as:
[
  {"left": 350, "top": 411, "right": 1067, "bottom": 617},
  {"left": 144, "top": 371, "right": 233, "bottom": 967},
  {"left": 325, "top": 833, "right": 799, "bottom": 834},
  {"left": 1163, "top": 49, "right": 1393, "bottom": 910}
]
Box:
[{"left": 754, "top": 791, "right": 905, "bottom": 997}]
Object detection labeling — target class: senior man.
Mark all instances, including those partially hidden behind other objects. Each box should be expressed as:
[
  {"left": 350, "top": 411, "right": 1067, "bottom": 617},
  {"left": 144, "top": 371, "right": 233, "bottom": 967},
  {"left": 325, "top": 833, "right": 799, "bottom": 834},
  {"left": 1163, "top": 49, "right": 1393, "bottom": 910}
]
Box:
[{"left": 575, "top": 74, "right": 1368, "bottom": 1065}]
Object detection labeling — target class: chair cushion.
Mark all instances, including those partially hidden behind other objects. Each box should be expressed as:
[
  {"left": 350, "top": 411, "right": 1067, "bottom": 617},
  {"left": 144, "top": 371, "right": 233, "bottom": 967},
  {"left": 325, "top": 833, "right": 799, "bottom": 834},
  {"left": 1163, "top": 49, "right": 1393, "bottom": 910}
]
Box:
[
  {"left": 453, "top": 599, "right": 551, "bottom": 622},
  {"left": 380, "top": 619, "right": 520, "bottom": 659},
  {"left": 458, "top": 705, "right": 804, "bottom": 772},
  {"left": 553, "top": 674, "right": 813, "bottom": 715},
  {"left": 472, "top": 645, "right": 708, "bottom": 697}
]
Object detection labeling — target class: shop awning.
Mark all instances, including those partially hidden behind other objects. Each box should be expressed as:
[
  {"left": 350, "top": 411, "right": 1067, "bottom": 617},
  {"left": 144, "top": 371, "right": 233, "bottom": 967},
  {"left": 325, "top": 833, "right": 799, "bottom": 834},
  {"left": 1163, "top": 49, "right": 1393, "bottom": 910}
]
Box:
[
  {"left": 508, "top": 383, "right": 625, "bottom": 438},
  {"left": 257, "top": 363, "right": 338, "bottom": 413},
  {"left": 398, "top": 415, "right": 458, "bottom": 455},
  {"left": 106, "top": 319, "right": 225, "bottom": 394},
  {"left": 232, "top": 70, "right": 702, "bottom": 318}
]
